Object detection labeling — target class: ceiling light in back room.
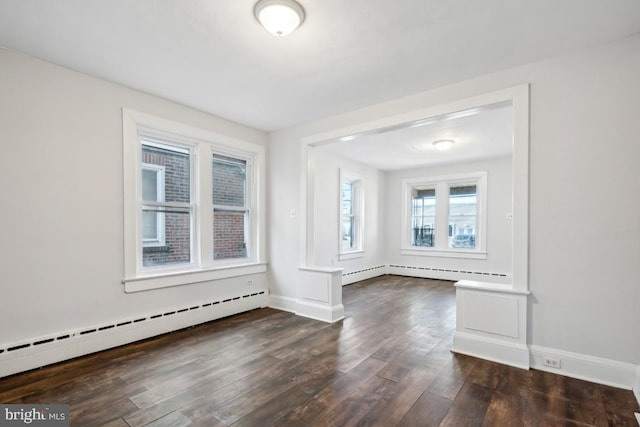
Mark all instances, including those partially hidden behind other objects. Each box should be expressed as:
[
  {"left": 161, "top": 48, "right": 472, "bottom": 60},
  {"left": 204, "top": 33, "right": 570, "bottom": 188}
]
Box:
[
  {"left": 433, "top": 139, "right": 455, "bottom": 151},
  {"left": 254, "top": 0, "right": 305, "bottom": 37}
]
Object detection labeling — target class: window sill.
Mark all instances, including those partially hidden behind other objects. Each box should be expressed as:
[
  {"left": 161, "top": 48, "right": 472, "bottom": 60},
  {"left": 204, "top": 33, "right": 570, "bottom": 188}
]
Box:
[
  {"left": 400, "top": 247, "right": 487, "bottom": 260},
  {"left": 122, "top": 262, "right": 267, "bottom": 293},
  {"left": 338, "top": 250, "right": 365, "bottom": 261}
]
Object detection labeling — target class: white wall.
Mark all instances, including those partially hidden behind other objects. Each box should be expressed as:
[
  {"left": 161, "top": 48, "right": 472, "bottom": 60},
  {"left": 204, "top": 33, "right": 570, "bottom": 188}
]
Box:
[
  {"left": 0, "top": 49, "right": 267, "bottom": 354},
  {"left": 269, "top": 35, "right": 640, "bottom": 369},
  {"left": 385, "top": 156, "right": 512, "bottom": 278},
  {"left": 311, "top": 148, "right": 385, "bottom": 274}
]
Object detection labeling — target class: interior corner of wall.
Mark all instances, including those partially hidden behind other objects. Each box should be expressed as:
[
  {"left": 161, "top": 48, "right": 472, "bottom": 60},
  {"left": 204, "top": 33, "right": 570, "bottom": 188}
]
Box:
[{"left": 634, "top": 364, "right": 640, "bottom": 406}]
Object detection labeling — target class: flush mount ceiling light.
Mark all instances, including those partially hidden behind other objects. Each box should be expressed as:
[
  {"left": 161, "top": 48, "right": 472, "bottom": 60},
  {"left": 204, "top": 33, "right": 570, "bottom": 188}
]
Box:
[
  {"left": 433, "top": 139, "right": 455, "bottom": 151},
  {"left": 254, "top": 0, "right": 305, "bottom": 37}
]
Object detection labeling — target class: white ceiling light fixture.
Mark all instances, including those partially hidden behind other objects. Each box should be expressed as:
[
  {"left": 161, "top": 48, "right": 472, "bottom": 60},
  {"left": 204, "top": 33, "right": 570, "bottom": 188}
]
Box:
[
  {"left": 433, "top": 139, "right": 455, "bottom": 151},
  {"left": 254, "top": 0, "right": 305, "bottom": 37}
]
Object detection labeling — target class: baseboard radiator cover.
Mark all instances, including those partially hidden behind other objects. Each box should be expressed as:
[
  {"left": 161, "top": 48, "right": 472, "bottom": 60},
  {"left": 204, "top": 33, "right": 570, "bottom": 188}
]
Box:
[
  {"left": 529, "top": 345, "right": 638, "bottom": 390},
  {"left": 0, "top": 290, "right": 267, "bottom": 378},
  {"left": 388, "top": 264, "right": 510, "bottom": 283},
  {"left": 342, "top": 265, "right": 386, "bottom": 285}
]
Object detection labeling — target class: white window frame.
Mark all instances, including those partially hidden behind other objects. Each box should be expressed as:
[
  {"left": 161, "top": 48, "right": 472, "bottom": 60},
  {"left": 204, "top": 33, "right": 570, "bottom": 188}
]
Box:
[
  {"left": 141, "top": 162, "right": 166, "bottom": 247},
  {"left": 338, "top": 169, "right": 364, "bottom": 260},
  {"left": 122, "top": 109, "right": 266, "bottom": 293},
  {"left": 401, "top": 171, "right": 487, "bottom": 259}
]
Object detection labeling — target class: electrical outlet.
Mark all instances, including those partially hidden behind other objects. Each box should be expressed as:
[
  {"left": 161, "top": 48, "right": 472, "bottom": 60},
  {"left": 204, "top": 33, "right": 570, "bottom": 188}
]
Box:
[
  {"left": 542, "top": 355, "right": 561, "bottom": 369},
  {"left": 247, "top": 280, "right": 254, "bottom": 286}
]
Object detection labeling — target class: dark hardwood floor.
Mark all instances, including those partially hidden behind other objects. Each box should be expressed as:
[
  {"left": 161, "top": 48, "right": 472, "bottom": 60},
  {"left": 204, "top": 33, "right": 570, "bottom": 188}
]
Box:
[{"left": 1, "top": 275, "right": 638, "bottom": 426}]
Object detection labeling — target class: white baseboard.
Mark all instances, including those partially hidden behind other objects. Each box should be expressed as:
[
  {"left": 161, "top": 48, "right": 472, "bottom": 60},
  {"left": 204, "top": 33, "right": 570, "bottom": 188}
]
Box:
[
  {"left": 452, "top": 331, "right": 530, "bottom": 369},
  {"left": 268, "top": 294, "right": 298, "bottom": 313},
  {"left": 0, "top": 291, "right": 267, "bottom": 379},
  {"left": 530, "top": 345, "right": 637, "bottom": 390},
  {"left": 269, "top": 294, "right": 345, "bottom": 323},
  {"left": 295, "top": 299, "right": 344, "bottom": 323}
]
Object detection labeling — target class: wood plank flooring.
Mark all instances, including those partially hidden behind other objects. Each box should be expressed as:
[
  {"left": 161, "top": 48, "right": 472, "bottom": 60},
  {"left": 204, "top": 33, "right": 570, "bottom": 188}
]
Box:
[{"left": 1, "top": 275, "right": 638, "bottom": 426}]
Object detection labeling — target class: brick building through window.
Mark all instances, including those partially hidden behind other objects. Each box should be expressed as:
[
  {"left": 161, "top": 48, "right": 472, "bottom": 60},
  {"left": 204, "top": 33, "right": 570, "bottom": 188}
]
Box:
[{"left": 141, "top": 142, "right": 191, "bottom": 267}]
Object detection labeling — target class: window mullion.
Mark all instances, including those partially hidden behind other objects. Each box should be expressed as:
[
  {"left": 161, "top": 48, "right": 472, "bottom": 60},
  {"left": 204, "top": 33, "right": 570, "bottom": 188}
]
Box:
[
  {"left": 198, "top": 144, "right": 212, "bottom": 267},
  {"left": 435, "top": 181, "right": 450, "bottom": 250}
]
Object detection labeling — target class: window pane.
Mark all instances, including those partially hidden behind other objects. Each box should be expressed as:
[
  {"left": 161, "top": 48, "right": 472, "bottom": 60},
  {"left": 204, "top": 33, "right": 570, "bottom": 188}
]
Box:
[
  {"left": 142, "top": 210, "right": 159, "bottom": 240},
  {"left": 341, "top": 217, "right": 354, "bottom": 251},
  {"left": 142, "top": 207, "right": 191, "bottom": 267},
  {"left": 449, "top": 184, "right": 477, "bottom": 249},
  {"left": 142, "top": 144, "right": 190, "bottom": 203},
  {"left": 140, "top": 141, "right": 192, "bottom": 266},
  {"left": 142, "top": 169, "right": 159, "bottom": 202},
  {"left": 341, "top": 181, "right": 355, "bottom": 251},
  {"left": 212, "top": 155, "right": 246, "bottom": 207},
  {"left": 342, "top": 182, "right": 353, "bottom": 216},
  {"left": 213, "top": 210, "right": 247, "bottom": 260},
  {"left": 412, "top": 186, "right": 435, "bottom": 247}
]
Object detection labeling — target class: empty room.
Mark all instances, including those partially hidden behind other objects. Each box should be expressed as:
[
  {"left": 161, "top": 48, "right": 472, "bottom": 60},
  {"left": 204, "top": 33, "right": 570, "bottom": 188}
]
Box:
[{"left": 1, "top": 1, "right": 639, "bottom": 426}]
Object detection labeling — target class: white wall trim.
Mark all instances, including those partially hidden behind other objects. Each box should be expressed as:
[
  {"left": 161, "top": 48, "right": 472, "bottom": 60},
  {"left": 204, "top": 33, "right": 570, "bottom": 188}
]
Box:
[
  {"left": 295, "top": 300, "right": 345, "bottom": 323},
  {"left": 300, "top": 84, "right": 529, "bottom": 293},
  {"left": 452, "top": 331, "right": 530, "bottom": 369},
  {"left": 530, "top": 345, "right": 637, "bottom": 390},
  {"left": 268, "top": 294, "right": 298, "bottom": 313},
  {"left": 269, "top": 293, "right": 345, "bottom": 323},
  {"left": 0, "top": 291, "right": 267, "bottom": 379}
]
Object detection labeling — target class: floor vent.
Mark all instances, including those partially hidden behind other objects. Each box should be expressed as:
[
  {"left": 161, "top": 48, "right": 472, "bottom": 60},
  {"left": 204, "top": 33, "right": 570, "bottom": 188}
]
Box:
[
  {"left": 7, "top": 344, "right": 30, "bottom": 352},
  {"left": 0, "top": 291, "right": 266, "bottom": 356}
]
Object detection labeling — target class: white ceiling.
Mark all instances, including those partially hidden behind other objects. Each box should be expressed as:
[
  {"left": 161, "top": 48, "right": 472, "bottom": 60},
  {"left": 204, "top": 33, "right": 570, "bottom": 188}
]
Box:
[
  {"left": 318, "top": 102, "right": 513, "bottom": 170},
  {"left": 0, "top": 1, "right": 639, "bottom": 132}
]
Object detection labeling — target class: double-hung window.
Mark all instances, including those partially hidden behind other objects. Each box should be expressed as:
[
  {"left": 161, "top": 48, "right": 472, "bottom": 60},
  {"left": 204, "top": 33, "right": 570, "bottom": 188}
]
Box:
[
  {"left": 401, "top": 172, "right": 487, "bottom": 259},
  {"left": 122, "top": 109, "right": 265, "bottom": 292},
  {"left": 339, "top": 170, "right": 364, "bottom": 260}
]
